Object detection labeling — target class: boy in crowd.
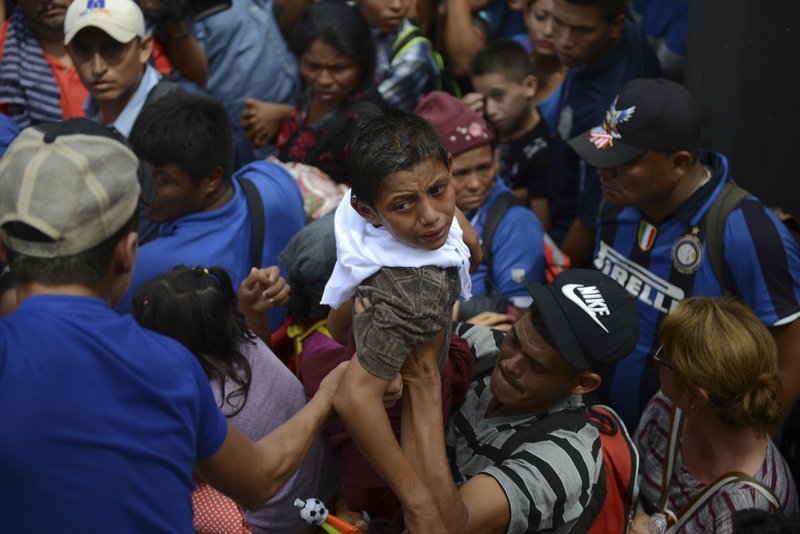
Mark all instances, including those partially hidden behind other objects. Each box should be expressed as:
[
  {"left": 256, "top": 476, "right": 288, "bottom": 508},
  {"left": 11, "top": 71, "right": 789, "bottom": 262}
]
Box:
[
  {"left": 416, "top": 91, "right": 546, "bottom": 320},
  {"left": 117, "top": 91, "right": 305, "bottom": 332},
  {"left": 321, "top": 109, "right": 473, "bottom": 531},
  {"left": 355, "top": 0, "right": 439, "bottom": 111},
  {"left": 464, "top": 38, "right": 552, "bottom": 228}
]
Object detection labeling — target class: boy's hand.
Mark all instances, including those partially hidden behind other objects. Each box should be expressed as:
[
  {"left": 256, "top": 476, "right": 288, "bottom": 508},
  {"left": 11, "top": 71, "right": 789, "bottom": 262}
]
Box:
[
  {"left": 238, "top": 266, "right": 290, "bottom": 317},
  {"left": 454, "top": 208, "right": 482, "bottom": 272},
  {"left": 400, "top": 329, "right": 444, "bottom": 386},
  {"left": 384, "top": 372, "right": 403, "bottom": 408},
  {"left": 462, "top": 92, "right": 486, "bottom": 116}
]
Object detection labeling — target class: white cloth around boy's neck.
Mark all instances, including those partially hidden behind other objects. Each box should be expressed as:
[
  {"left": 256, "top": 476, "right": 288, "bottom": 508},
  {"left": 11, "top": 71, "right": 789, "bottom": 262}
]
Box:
[{"left": 320, "top": 189, "right": 472, "bottom": 308}]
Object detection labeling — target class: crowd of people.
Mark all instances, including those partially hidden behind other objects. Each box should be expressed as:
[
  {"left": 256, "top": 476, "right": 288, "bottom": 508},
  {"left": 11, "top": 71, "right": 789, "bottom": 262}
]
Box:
[{"left": 1, "top": 0, "right": 799, "bottom": 533}]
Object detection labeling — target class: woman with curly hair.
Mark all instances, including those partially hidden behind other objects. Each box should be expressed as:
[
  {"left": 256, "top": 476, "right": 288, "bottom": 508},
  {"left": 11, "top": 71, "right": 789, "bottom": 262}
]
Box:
[{"left": 632, "top": 297, "right": 798, "bottom": 533}]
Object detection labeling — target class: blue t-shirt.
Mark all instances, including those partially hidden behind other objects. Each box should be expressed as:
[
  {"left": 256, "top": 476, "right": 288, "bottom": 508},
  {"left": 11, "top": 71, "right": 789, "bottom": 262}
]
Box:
[
  {"left": 0, "top": 112, "right": 19, "bottom": 156},
  {"left": 632, "top": 0, "right": 689, "bottom": 74},
  {"left": 549, "top": 19, "right": 661, "bottom": 244},
  {"left": 0, "top": 295, "right": 228, "bottom": 532},
  {"left": 468, "top": 180, "right": 546, "bottom": 303},
  {"left": 194, "top": 0, "right": 300, "bottom": 127},
  {"left": 592, "top": 152, "right": 800, "bottom": 429},
  {"left": 118, "top": 160, "right": 305, "bottom": 330}
]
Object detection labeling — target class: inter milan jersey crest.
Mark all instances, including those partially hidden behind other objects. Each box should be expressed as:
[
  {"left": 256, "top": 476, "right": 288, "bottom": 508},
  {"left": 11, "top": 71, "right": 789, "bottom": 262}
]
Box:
[
  {"left": 637, "top": 221, "right": 657, "bottom": 251},
  {"left": 672, "top": 227, "right": 703, "bottom": 274}
]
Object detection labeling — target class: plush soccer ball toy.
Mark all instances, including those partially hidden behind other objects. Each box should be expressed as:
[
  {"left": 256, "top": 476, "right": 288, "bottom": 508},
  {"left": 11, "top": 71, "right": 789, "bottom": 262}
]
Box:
[{"left": 294, "top": 498, "right": 329, "bottom": 525}]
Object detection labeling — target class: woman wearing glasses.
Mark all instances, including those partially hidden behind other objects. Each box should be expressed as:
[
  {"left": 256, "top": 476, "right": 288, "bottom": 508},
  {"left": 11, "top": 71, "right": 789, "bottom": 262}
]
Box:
[{"left": 631, "top": 297, "right": 798, "bottom": 533}]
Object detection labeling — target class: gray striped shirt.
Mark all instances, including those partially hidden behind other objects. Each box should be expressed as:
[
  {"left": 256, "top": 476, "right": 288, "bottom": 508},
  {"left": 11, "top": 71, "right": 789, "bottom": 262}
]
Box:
[{"left": 447, "top": 324, "right": 602, "bottom": 533}]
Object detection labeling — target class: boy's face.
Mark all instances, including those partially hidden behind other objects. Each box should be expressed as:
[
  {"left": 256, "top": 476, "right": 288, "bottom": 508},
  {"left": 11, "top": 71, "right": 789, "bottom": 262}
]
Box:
[
  {"left": 356, "top": 0, "right": 408, "bottom": 34},
  {"left": 471, "top": 72, "right": 536, "bottom": 139},
  {"left": 550, "top": 0, "right": 623, "bottom": 68},
  {"left": 354, "top": 158, "right": 456, "bottom": 250},
  {"left": 144, "top": 163, "right": 208, "bottom": 223}
]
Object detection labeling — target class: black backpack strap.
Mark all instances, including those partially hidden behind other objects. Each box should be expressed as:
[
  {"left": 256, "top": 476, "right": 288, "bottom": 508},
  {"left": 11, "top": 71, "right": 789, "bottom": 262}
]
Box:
[
  {"left": 144, "top": 78, "right": 183, "bottom": 107},
  {"left": 570, "top": 459, "right": 608, "bottom": 533},
  {"left": 482, "top": 192, "right": 525, "bottom": 289},
  {"left": 704, "top": 182, "right": 751, "bottom": 293},
  {"left": 236, "top": 176, "right": 265, "bottom": 269},
  {"left": 498, "top": 408, "right": 589, "bottom": 459}
]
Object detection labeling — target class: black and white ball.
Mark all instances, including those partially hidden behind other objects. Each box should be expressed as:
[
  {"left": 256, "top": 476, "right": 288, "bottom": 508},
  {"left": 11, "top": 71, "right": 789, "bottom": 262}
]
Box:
[{"left": 294, "top": 498, "right": 329, "bottom": 525}]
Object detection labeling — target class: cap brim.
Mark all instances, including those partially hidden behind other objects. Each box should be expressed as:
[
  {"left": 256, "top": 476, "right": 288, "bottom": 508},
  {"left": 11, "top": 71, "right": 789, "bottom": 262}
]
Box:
[
  {"left": 525, "top": 279, "right": 590, "bottom": 370},
  {"left": 567, "top": 129, "right": 647, "bottom": 169}
]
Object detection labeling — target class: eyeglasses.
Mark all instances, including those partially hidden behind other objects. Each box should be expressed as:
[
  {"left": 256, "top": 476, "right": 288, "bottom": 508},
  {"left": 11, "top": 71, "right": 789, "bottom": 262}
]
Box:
[{"left": 652, "top": 345, "right": 673, "bottom": 369}]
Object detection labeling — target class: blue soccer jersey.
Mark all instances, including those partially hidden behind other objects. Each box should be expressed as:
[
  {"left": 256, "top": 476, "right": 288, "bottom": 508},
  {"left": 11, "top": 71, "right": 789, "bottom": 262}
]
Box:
[{"left": 593, "top": 151, "right": 800, "bottom": 428}]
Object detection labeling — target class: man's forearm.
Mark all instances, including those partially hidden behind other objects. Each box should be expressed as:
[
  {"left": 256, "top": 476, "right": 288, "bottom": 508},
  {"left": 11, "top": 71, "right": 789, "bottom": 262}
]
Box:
[
  {"left": 443, "top": 0, "right": 486, "bottom": 78},
  {"left": 561, "top": 217, "right": 596, "bottom": 268},
  {"left": 163, "top": 21, "right": 208, "bottom": 87},
  {"left": 402, "top": 370, "right": 470, "bottom": 532},
  {"left": 195, "top": 391, "right": 334, "bottom": 510}
]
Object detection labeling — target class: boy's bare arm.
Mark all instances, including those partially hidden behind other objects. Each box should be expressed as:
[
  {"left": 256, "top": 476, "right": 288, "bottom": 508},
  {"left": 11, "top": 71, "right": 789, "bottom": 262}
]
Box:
[
  {"left": 326, "top": 300, "right": 353, "bottom": 345},
  {"left": 334, "top": 354, "right": 447, "bottom": 532}
]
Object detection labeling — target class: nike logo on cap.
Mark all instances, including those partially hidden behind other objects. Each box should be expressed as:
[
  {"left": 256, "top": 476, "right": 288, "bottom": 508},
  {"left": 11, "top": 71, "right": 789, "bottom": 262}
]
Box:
[{"left": 561, "top": 284, "right": 610, "bottom": 333}]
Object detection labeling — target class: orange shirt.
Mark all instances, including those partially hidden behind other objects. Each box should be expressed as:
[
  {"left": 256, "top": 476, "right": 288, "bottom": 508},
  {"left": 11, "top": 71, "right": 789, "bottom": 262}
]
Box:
[
  {"left": 0, "top": 20, "right": 86, "bottom": 118},
  {"left": 0, "top": 21, "right": 172, "bottom": 119}
]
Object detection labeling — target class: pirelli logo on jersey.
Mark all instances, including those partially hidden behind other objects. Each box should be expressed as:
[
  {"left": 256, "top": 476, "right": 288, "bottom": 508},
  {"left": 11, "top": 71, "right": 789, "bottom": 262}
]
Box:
[{"left": 594, "top": 241, "right": 685, "bottom": 314}]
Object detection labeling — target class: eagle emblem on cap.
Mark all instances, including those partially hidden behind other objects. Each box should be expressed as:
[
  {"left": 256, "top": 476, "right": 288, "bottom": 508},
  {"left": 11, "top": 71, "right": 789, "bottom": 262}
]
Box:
[{"left": 588, "top": 97, "right": 636, "bottom": 150}]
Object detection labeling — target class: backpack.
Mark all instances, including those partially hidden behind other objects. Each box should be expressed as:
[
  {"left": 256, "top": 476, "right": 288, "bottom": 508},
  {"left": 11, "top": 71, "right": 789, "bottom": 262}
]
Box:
[
  {"left": 482, "top": 192, "right": 571, "bottom": 285},
  {"left": 466, "top": 341, "right": 639, "bottom": 534},
  {"left": 704, "top": 181, "right": 800, "bottom": 292},
  {"left": 497, "top": 404, "right": 640, "bottom": 533},
  {"left": 389, "top": 24, "right": 462, "bottom": 97},
  {"left": 703, "top": 181, "right": 800, "bottom": 499}
]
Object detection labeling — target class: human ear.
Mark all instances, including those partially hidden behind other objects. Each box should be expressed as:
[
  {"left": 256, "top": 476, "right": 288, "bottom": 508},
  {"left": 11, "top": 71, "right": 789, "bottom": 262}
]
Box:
[
  {"left": 691, "top": 387, "right": 710, "bottom": 410},
  {"left": 203, "top": 166, "right": 225, "bottom": 197},
  {"left": 139, "top": 35, "right": 154, "bottom": 63},
  {"left": 114, "top": 232, "right": 139, "bottom": 275},
  {"left": 351, "top": 196, "right": 382, "bottom": 227},
  {"left": 571, "top": 370, "right": 602, "bottom": 396},
  {"left": 669, "top": 151, "right": 694, "bottom": 180},
  {"left": 609, "top": 14, "right": 626, "bottom": 40},
  {"left": 523, "top": 74, "right": 538, "bottom": 99}
]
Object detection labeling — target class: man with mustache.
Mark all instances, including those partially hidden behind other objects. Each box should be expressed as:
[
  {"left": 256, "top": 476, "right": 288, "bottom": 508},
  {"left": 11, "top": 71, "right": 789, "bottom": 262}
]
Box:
[
  {"left": 63, "top": 0, "right": 162, "bottom": 139},
  {"left": 399, "top": 268, "right": 640, "bottom": 533}
]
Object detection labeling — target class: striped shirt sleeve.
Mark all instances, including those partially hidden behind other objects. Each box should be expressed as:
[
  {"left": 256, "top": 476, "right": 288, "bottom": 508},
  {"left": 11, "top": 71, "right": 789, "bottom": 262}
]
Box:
[{"left": 482, "top": 424, "right": 601, "bottom": 533}]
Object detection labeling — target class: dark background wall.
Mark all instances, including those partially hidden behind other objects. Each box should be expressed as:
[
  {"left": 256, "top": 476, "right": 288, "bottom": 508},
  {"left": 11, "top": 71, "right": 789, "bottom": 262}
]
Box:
[{"left": 686, "top": 1, "right": 800, "bottom": 213}]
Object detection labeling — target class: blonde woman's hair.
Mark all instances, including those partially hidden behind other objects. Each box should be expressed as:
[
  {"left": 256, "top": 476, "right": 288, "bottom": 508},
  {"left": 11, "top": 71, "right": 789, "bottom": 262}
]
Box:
[{"left": 658, "top": 296, "right": 782, "bottom": 434}]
